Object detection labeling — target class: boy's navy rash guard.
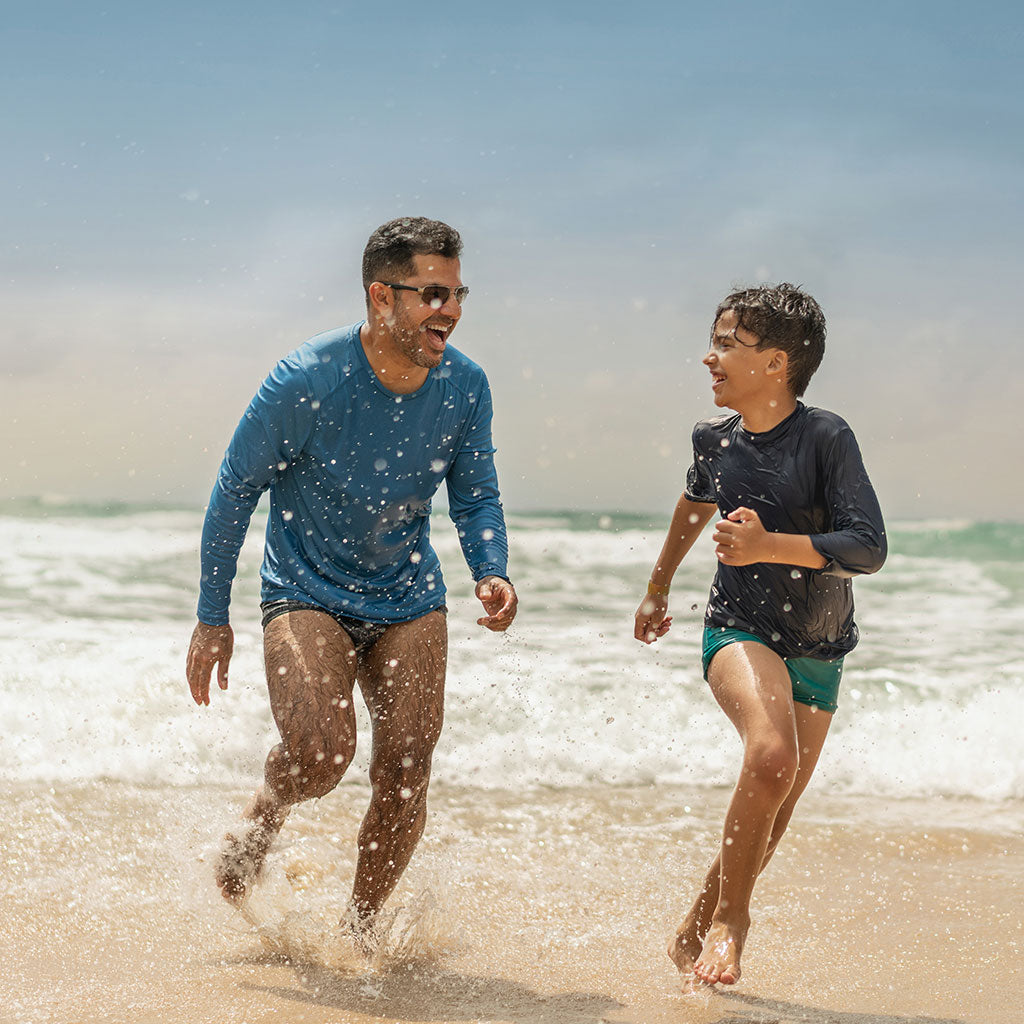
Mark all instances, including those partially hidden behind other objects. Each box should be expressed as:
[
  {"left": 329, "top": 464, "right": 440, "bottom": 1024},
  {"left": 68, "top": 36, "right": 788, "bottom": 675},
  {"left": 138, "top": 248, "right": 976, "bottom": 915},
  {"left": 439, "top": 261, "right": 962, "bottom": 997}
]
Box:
[
  {"left": 198, "top": 323, "right": 509, "bottom": 626},
  {"left": 685, "top": 403, "right": 886, "bottom": 661}
]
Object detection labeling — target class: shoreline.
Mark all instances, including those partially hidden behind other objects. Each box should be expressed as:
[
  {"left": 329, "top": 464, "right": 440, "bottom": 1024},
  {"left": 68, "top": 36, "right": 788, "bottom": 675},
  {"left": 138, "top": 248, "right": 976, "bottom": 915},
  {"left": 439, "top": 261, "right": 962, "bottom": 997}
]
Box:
[{"left": 3, "top": 780, "right": 1021, "bottom": 1024}]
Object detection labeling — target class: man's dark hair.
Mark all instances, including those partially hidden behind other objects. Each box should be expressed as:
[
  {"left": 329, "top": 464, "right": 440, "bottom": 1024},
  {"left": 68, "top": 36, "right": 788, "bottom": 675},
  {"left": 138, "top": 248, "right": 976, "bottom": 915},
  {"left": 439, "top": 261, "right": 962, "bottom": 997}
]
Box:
[
  {"left": 362, "top": 217, "right": 463, "bottom": 294},
  {"left": 714, "top": 283, "right": 826, "bottom": 397}
]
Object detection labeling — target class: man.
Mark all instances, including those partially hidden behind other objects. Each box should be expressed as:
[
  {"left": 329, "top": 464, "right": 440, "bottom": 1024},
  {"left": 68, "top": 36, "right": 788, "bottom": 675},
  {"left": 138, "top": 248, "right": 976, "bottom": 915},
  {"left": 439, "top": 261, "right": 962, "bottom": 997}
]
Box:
[{"left": 186, "top": 216, "right": 517, "bottom": 934}]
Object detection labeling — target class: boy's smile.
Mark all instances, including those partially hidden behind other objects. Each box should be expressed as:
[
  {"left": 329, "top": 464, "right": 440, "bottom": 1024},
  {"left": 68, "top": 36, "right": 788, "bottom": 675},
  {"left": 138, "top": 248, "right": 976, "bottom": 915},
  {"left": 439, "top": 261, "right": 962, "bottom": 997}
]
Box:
[{"left": 703, "top": 310, "right": 790, "bottom": 421}]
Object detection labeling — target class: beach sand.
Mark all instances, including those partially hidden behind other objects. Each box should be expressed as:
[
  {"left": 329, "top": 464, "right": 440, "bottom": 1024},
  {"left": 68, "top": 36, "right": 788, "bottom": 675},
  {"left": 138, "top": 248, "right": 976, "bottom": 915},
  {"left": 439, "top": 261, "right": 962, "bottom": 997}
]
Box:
[{"left": 2, "top": 780, "right": 1020, "bottom": 1024}]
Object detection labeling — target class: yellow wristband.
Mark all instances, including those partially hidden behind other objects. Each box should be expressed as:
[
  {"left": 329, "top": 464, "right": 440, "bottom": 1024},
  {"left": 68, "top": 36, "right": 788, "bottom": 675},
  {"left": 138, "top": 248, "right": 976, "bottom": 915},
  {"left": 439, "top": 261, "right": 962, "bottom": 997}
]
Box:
[{"left": 647, "top": 580, "right": 671, "bottom": 596}]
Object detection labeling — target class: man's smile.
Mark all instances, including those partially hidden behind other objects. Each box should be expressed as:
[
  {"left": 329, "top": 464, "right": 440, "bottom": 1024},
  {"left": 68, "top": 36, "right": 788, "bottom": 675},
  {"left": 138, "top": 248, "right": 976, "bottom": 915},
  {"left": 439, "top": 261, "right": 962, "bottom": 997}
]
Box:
[{"left": 422, "top": 322, "right": 452, "bottom": 352}]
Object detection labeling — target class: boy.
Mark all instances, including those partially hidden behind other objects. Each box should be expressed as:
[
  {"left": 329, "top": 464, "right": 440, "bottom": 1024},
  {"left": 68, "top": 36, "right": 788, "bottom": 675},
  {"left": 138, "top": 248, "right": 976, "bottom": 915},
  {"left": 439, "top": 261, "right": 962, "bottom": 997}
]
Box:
[{"left": 634, "top": 283, "right": 885, "bottom": 988}]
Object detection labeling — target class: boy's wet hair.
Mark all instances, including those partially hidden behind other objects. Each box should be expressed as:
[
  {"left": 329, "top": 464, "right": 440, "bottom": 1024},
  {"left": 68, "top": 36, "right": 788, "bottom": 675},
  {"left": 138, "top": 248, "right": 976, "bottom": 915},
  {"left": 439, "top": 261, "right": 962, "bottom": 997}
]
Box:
[
  {"left": 715, "top": 283, "right": 826, "bottom": 397},
  {"left": 362, "top": 217, "right": 463, "bottom": 293}
]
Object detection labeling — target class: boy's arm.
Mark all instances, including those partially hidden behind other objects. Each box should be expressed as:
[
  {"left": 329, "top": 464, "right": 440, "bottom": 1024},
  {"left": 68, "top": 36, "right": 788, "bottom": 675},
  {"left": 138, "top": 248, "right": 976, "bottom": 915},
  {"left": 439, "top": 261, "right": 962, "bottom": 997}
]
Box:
[
  {"left": 634, "top": 495, "right": 716, "bottom": 644},
  {"left": 808, "top": 425, "right": 887, "bottom": 577},
  {"left": 714, "top": 421, "right": 886, "bottom": 575},
  {"left": 712, "top": 507, "right": 827, "bottom": 568}
]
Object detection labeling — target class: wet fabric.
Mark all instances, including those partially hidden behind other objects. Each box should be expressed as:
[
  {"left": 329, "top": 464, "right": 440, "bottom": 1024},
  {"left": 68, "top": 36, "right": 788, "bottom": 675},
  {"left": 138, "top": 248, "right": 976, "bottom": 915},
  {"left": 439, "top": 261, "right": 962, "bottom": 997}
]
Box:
[
  {"left": 701, "top": 627, "right": 844, "bottom": 713},
  {"left": 198, "top": 322, "right": 508, "bottom": 626},
  {"left": 260, "top": 599, "right": 448, "bottom": 653},
  {"left": 685, "top": 403, "right": 886, "bottom": 661}
]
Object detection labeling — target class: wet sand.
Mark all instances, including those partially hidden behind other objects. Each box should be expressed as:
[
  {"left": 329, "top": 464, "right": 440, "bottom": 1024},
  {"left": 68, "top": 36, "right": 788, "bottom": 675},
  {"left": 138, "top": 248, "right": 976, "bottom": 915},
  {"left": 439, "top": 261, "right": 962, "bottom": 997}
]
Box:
[{"left": 2, "top": 780, "right": 1021, "bottom": 1024}]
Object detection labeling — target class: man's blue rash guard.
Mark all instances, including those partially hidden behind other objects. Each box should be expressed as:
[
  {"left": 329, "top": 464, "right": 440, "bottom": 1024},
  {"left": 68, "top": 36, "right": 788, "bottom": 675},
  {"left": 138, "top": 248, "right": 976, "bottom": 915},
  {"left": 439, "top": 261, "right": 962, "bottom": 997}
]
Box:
[
  {"left": 685, "top": 403, "right": 886, "bottom": 661},
  {"left": 198, "top": 323, "right": 509, "bottom": 626}
]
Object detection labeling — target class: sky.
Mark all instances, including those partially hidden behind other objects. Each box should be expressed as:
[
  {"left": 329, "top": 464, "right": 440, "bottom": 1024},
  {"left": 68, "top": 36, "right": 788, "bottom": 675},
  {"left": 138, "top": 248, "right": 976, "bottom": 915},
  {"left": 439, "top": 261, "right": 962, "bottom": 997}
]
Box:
[{"left": 3, "top": 0, "right": 1023, "bottom": 519}]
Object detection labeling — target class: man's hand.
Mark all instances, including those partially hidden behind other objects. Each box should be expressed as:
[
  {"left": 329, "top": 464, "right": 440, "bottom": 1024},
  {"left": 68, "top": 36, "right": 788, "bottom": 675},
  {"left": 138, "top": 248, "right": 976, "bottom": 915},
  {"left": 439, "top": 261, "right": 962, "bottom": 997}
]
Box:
[
  {"left": 475, "top": 576, "right": 517, "bottom": 632},
  {"left": 186, "top": 621, "right": 234, "bottom": 706},
  {"left": 712, "top": 506, "right": 773, "bottom": 566},
  {"left": 634, "top": 594, "right": 672, "bottom": 644}
]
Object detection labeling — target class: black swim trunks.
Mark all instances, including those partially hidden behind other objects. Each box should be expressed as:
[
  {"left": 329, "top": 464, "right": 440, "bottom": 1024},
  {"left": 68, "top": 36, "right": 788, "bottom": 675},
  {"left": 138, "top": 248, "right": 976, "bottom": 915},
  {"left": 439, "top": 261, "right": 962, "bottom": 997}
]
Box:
[{"left": 260, "top": 599, "right": 446, "bottom": 654}]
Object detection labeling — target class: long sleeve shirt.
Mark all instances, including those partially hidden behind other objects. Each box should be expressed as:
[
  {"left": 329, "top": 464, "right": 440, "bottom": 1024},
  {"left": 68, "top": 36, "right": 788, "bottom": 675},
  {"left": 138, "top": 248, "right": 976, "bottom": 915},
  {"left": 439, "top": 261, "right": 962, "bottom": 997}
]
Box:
[
  {"left": 685, "top": 403, "right": 886, "bottom": 660},
  {"left": 197, "top": 322, "right": 508, "bottom": 626}
]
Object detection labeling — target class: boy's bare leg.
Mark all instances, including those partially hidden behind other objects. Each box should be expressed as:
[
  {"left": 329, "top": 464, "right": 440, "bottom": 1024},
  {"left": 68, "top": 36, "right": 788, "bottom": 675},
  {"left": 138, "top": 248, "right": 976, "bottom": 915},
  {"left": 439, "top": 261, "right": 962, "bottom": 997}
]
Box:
[
  {"left": 215, "top": 610, "right": 359, "bottom": 903},
  {"left": 688, "top": 641, "right": 827, "bottom": 986},
  {"left": 347, "top": 609, "right": 447, "bottom": 928},
  {"left": 669, "top": 695, "right": 832, "bottom": 985}
]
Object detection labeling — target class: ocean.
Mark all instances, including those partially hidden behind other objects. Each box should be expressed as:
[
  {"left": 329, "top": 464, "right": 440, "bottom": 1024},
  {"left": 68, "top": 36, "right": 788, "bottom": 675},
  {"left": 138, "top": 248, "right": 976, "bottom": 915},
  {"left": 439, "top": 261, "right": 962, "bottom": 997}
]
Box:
[
  {"left": 3, "top": 499, "right": 1023, "bottom": 1024},
  {"left": 3, "top": 499, "right": 1022, "bottom": 803}
]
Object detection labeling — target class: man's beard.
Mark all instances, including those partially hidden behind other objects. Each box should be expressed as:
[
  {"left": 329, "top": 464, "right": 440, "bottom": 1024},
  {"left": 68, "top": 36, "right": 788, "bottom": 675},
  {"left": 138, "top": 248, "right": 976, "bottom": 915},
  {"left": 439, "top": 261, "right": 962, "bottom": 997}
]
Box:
[{"left": 390, "top": 307, "right": 446, "bottom": 368}]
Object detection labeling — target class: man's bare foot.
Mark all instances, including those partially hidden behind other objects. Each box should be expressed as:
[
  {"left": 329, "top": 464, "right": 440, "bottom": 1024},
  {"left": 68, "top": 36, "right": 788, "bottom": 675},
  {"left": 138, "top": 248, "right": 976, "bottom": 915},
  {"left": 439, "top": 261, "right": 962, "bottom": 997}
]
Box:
[
  {"left": 214, "top": 804, "right": 287, "bottom": 905},
  {"left": 667, "top": 916, "right": 706, "bottom": 992},
  {"left": 693, "top": 921, "right": 744, "bottom": 986},
  {"left": 341, "top": 901, "right": 382, "bottom": 957}
]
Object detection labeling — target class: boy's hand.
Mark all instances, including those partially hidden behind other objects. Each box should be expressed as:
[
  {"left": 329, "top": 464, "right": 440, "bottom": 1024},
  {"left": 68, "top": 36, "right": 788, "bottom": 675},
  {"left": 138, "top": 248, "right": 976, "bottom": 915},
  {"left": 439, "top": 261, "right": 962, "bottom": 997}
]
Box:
[
  {"left": 634, "top": 594, "right": 673, "bottom": 644},
  {"left": 713, "top": 507, "right": 773, "bottom": 565}
]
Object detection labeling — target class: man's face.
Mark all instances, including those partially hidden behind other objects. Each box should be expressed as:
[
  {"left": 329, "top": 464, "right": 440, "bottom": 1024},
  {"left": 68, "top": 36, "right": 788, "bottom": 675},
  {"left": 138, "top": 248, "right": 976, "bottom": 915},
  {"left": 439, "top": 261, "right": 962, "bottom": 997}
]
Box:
[
  {"left": 703, "top": 309, "right": 781, "bottom": 409},
  {"left": 383, "top": 254, "right": 464, "bottom": 370}
]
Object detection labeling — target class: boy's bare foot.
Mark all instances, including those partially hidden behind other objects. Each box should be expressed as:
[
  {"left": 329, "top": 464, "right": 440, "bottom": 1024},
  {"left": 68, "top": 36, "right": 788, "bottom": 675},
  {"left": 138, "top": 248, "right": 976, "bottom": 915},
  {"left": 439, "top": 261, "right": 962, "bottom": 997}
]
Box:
[
  {"left": 667, "top": 916, "right": 706, "bottom": 992},
  {"left": 214, "top": 803, "right": 288, "bottom": 905},
  {"left": 693, "top": 921, "right": 744, "bottom": 986}
]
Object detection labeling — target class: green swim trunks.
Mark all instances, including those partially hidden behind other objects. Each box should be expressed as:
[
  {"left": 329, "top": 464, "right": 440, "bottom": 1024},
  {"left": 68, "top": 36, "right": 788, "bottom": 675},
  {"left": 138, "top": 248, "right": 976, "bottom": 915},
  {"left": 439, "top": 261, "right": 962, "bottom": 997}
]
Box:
[{"left": 701, "top": 627, "right": 843, "bottom": 714}]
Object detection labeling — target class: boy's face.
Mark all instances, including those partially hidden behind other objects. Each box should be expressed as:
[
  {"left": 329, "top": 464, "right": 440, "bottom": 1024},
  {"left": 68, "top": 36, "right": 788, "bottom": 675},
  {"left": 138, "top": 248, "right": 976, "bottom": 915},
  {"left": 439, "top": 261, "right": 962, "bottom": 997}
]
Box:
[{"left": 703, "top": 310, "right": 786, "bottom": 410}]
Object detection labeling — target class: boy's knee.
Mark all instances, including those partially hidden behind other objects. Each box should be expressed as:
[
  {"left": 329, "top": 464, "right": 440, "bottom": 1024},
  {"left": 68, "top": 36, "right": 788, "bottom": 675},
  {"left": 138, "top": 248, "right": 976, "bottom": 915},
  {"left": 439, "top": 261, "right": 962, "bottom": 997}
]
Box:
[{"left": 744, "top": 738, "right": 799, "bottom": 793}]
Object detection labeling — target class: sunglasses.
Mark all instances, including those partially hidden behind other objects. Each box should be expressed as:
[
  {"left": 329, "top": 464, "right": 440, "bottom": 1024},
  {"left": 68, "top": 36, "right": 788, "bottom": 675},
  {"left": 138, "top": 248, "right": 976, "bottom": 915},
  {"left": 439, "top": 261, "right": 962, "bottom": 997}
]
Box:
[{"left": 381, "top": 282, "right": 469, "bottom": 308}]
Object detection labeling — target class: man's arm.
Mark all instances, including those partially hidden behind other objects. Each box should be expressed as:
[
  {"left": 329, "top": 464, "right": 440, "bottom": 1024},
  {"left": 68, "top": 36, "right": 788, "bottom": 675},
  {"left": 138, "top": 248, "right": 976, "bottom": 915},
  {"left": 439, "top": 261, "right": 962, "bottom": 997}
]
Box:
[
  {"left": 187, "top": 357, "right": 317, "bottom": 701},
  {"left": 444, "top": 375, "right": 516, "bottom": 631}
]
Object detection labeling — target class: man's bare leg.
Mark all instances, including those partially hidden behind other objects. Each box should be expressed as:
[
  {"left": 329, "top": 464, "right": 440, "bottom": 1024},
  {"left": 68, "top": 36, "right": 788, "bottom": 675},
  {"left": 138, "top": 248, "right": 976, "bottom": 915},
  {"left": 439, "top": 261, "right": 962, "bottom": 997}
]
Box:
[
  {"left": 346, "top": 609, "right": 447, "bottom": 928},
  {"left": 669, "top": 695, "right": 832, "bottom": 986},
  {"left": 215, "top": 609, "right": 359, "bottom": 904}
]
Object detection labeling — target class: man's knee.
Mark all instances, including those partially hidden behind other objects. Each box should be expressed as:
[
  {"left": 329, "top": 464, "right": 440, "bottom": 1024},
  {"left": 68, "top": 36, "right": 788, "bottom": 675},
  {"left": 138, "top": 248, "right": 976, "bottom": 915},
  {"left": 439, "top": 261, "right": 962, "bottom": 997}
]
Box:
[
  {"left": 369, "top": 742, "right": 435, "bottom": 807},
  {"left": 268, "top": 736, "right": 355, "bottom": 800}
]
